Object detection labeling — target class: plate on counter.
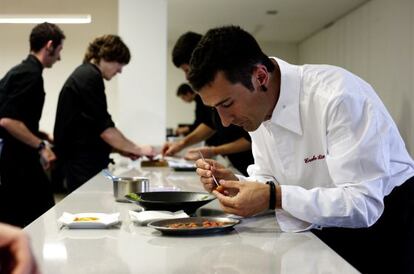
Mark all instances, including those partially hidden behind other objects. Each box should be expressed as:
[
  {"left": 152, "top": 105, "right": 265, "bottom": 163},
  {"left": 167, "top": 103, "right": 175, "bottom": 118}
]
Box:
[
  {"left": 58, "top": 212, "right": 120, "bottom": 229},
  {"left": 147, "top": 217, "right": 240, "bottom": 235}
]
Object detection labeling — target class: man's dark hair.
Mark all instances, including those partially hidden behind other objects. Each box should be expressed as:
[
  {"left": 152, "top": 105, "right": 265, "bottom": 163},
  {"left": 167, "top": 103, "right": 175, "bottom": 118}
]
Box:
[
  {"left": 172, "top": 32, "right": 202, "bottom": 67},
  {"left": 188, "top": 26, "right": 275, "bottom": 91},
  {"left": 83, "top": 34, "right": 130, "bottom": 64},
  {"left": 30, "top": 22, "right": 65, "bottom": 52},
  {"left": 176, "top": 83, "right": 195, "bottom": 96}
]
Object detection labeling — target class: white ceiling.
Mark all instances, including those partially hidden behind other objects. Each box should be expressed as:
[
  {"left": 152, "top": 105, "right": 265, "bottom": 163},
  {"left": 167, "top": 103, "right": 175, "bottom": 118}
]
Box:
[
  {"left": 0, "top": 0, "right": 369, "bottom": 44},
  {"left": 168, "top": 0, "right": 370, "bottom": 43}
]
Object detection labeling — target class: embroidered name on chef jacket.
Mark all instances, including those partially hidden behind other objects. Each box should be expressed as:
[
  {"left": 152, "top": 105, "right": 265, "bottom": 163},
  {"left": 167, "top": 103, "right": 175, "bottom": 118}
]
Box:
[{"left": 304, "top": 154, "right": 325, "bottom": 164}]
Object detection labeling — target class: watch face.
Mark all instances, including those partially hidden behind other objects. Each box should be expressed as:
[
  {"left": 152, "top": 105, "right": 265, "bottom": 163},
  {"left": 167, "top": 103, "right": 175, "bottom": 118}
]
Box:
[{"left": 38, "top": 141, "right": 46, "bottom": 151}]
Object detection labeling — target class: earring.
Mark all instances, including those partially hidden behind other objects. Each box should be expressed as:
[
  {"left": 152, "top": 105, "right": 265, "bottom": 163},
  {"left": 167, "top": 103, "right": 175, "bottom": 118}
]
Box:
[{"left": 260, "top": 85, "right": 267, "bottom": 92}]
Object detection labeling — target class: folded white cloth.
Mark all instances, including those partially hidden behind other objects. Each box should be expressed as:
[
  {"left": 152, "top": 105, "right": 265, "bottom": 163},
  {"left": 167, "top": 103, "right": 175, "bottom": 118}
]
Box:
[{"left": 129, "top": 210, "right": 189, "bottom": 226}]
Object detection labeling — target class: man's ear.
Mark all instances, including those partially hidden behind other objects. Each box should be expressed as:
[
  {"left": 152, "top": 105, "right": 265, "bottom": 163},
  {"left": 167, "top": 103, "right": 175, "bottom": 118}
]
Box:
[
  {"left": 45, "top": 40, "right": 54, "bottom": 52},
  {"left": 253, "top": 65, "right": 269, "bottom": 92},
  {"left": 256, "top": 65, "right": 269, "bottom": 84}
]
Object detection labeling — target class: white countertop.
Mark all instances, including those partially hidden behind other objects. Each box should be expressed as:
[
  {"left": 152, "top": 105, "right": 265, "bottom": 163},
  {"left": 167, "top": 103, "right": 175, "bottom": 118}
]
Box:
[{"left": 24, "top": 167, "right": 359, "bottom": 274}]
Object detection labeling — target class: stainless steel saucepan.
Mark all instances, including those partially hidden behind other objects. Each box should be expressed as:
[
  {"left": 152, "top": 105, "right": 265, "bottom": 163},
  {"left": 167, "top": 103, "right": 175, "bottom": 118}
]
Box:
[{"left": 102, "top": 169, "right": 150, "bottom": 202}]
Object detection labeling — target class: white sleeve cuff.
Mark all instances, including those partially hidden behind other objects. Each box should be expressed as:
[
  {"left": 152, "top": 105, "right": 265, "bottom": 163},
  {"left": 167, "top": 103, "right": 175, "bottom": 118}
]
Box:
[{"left": 275, "top": 209, "right": 318, "bottom": 232}]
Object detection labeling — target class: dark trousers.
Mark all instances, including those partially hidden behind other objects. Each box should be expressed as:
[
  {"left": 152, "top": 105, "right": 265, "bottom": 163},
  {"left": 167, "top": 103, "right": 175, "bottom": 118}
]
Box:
[
  {"left": 63, "top": 156, "right": 109, "bottom": 193},
  {"left": 0, "top": 144, "right": 55, "bottom": 227},
  {"left": 312, "top": 176, "right": 414, "bottom": 274}
]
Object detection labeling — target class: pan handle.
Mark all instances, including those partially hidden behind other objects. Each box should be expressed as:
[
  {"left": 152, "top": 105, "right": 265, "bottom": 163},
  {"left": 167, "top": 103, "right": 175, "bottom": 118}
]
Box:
[{"left": 102, "top": 169, "right": 116, "bottom": 181}]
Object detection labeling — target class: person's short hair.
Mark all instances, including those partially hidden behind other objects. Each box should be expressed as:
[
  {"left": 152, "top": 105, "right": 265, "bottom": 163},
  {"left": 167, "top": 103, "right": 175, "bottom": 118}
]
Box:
[
  {"left": 172, "top": 32, "right": 202, "bottom": 68},
  {"left": 83, "top": 34, "right": 131, "bottom": 64},
  {"left": 30, "top": 22, "right": 65, "bottom": 53},
  {"left": 188, "top": 26, "right": 275, "bottom": 92},
  {"left": 176, "top": 83, "right": 195, "bottom": 96}
]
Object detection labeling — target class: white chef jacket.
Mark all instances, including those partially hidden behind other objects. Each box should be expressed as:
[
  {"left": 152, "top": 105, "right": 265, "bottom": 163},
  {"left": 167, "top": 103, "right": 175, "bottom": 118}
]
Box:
[{"left": 239, "top": 57, "right": 414, "bottom": 232}]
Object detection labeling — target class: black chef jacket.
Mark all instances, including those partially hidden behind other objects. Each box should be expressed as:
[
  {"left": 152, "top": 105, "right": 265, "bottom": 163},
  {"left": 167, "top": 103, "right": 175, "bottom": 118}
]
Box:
[
  {"left": 202, "top": 109, "right": 254, "bottom": 176},
  {"left": 54, "top": 63, "right": 115, "bottom": 192},
  {"left": 190, "top": 95, "right": 220, "bottom": 146},
  {"left": 190, "top": 95, "right": 210, "bottom": 132},
  {"left": 0, "top": 55, "right": 55, "bottom": 227}
]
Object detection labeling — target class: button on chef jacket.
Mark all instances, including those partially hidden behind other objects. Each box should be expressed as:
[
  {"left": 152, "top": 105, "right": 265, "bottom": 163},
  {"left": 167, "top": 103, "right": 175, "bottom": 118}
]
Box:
[{"left": 240, "top": 57, "right": 414, "bottom": 232}]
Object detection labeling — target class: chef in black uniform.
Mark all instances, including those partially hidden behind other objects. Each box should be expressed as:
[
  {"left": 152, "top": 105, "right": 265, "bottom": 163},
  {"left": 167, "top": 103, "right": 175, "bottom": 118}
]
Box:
[
  {"left": 162, "top": 32, "right": 254, "bottom": 175},
  {"left": 163, "top": 107, "right": 253, "bottom": 176},
  {"left": 0, "top": 22, "right": 65, "bottom": 227},
  {"left": 174, "top": 83, "right": 208, "bottom": 136},
  {"left": 174, "top": 83, "right": 221, "bottom": 146},
  {"left": 54, "top": 34, "right": 154, "bottom": 192}
]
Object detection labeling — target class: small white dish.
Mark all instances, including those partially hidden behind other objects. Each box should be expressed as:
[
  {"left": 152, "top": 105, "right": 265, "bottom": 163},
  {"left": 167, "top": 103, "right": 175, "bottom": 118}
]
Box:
[
  {"left": 129, "top": 210, "right": 188, "bottom": 226},
  {"left": 58, "top": 212, "right": 120, "bottom": 229}
]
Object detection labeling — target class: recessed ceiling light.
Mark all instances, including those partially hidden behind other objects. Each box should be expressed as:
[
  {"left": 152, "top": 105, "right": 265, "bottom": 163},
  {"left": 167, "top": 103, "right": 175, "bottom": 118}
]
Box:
[
  {"left": 0, "top": 14, "right": 91, "bottom": 24},
  {"left": 266, "top": 10, "right": 278, "bottom": 15}
]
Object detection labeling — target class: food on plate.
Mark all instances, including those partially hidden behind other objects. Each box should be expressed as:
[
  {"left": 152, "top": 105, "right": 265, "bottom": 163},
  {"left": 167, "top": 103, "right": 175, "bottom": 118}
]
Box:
[
  {"left": 74, "top": 217, "right": 99, "bottom": 222},
  {"left": 125, "top": 193, "right": 142, "bottom": 201},
  {"left": 200, "top": 195, "right": 211, "bottom": 200},
  {"left": 167, "top": 220, "right": 231, "bottom": 229},
  {"left": 141, "top": 159, "right": 169, "bottom": 167},
  {"left": 202, "top": 220, "right": 228, "bottom": 227},
  {"left": 168, "top": 222, "right": 198, "bottom": 229},
  {"left": 215, "top": 185, "right": 224, "bottom": 194}
]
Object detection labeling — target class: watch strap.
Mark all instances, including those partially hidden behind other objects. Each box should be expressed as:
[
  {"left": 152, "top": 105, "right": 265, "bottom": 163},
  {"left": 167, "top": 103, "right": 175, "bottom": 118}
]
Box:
[
  {"left": 266, "top": 181, "right": 276, "bottom": 210},
  {"left": 37, "top": 140, "right": 46, "bottom": 152}
]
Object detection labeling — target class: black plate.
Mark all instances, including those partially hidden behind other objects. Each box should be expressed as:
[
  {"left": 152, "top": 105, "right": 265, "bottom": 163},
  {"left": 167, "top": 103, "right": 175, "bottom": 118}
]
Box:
[
  {"left": 148, "top": 217, "right": 240, "bottom": 235},
  {"left": 125, "top": 191, "right": 216, "bottom": 214}
]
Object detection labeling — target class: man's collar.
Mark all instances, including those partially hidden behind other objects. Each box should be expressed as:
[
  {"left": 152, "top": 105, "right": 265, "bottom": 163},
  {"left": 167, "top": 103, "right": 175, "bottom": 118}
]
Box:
[
  {"left": 267, "top": 57, "right": 302, "bottom": 135},
  {"left": 27, "top": 54, "right": 44, "bottom": 70},
  {"left": 89, "top": 62, "right": 102, "bottom": 76}
]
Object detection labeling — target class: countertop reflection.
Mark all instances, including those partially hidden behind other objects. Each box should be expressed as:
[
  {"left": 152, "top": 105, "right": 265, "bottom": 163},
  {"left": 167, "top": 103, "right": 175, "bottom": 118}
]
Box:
[{"left": 25, "top": 166, "right": 359, "bottom": 274}]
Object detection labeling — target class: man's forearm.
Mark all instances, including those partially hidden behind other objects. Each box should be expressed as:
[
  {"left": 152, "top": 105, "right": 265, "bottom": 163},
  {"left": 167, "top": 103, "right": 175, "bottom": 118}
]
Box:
[
  {"left": 100, "top": 127, "right": 136, "bottom": 153},
  {"left": 211, "top": 137, "right": 251, "bottom": 155},
  {"left": 180, "top": 123, "right": 215, "bottom": 148},
  {"left": 0, "top": 118, "right": 42, "bottom": 148}
]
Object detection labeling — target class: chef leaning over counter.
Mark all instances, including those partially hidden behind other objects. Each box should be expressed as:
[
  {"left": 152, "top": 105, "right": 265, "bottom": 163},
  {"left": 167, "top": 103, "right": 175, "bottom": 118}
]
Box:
[
  {"left": 163, "top": 31, "right": 254, "bottom": 176},
  {"left": 53, "top": 34, "right": 154, "bottom": 193},
  {"left": 0, "top": 22, "right": 65, "bottom": 227},
  {"left": 191, "top": 25, "right": 414, "bottom": 274}
]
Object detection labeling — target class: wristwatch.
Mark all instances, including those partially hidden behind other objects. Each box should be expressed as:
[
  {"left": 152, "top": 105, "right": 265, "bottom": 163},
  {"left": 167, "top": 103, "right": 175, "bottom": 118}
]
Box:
[
  {"left": 266, "top": 181, "right": 276, "bottom": 210},
  {"left": 37, "top": 140, "right": 47, "bottom": 152}
]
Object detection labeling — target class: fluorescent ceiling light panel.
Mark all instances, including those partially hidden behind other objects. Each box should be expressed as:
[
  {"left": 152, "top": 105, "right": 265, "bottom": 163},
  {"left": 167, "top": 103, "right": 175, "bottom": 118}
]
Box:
[{"left": 0, "top": 14, "right": 91, "bottom": 24}]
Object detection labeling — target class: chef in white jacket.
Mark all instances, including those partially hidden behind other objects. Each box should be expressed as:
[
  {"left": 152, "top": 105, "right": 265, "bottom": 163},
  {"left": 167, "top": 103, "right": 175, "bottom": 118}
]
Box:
[{"left": 190, "top": 26, "right": 414, "bottom": 274}]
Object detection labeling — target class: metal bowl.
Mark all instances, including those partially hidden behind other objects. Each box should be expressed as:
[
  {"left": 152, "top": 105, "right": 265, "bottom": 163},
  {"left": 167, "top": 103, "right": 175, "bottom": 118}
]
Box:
[{"left": 113, "top": 176, "right": 149, "bottom": 202}]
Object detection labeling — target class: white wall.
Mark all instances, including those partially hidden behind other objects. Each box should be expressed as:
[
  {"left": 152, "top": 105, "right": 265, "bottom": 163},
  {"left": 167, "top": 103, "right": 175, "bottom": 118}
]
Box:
[
  {"left": 260, "top": 41, "right": 298, "bottom": 64},
  {"left": 0, "top": 0, "right": 119, "bottom": 136},
  {"left": 118, "top": 0, "right": 167, "bottom": 145},
  {"left": 0, "top": 0, "right": 168, "bottom": 146},
  {"left": 298, "top": 0, "right": 414, "bottom": 155},
  {"left": 166, "top": 40, "right": 298, "bottom": 128}
]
